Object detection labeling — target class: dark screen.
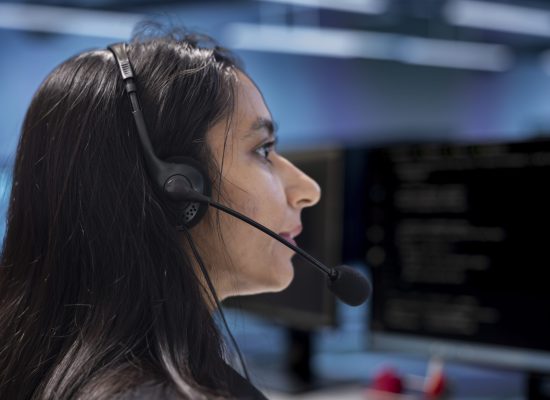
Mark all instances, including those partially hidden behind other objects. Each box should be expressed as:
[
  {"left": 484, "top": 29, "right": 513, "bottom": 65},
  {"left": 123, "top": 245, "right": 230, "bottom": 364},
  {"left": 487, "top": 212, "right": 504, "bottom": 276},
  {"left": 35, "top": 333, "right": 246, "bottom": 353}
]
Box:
[{"left": 361, "top": 140, "right": 550, "bottom": 353}]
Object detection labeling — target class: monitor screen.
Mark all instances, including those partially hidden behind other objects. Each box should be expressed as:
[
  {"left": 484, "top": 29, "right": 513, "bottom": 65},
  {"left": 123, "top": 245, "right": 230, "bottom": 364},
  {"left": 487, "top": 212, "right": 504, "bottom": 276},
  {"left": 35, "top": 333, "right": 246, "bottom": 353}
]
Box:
[
  {"left": 355, "top": 139, "right": 550, "bottom": 373},
  {"left": 224, "top": 148, "right": 344, "bottom": 330}
]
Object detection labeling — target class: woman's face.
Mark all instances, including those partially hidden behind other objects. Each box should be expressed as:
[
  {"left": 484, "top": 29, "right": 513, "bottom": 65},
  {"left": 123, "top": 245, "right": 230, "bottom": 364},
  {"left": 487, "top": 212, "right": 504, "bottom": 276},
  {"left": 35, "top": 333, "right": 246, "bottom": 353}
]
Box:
[{"left": 191, "top": 71, "right": 321, "bottom": 300}]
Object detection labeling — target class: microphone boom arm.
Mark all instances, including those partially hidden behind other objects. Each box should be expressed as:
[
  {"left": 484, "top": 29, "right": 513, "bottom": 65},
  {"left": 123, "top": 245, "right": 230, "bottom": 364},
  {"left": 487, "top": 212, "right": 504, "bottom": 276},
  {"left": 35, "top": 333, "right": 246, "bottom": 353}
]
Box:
[{"left": 179, "top": 189, "right": 370, "bottom": 306}]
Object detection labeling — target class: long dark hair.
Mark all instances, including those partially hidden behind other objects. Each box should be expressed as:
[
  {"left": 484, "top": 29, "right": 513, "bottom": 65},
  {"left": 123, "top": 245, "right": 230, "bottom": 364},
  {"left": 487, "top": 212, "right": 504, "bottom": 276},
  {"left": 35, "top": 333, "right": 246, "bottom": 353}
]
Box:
[{"left": 0, "top": 28, "right": 242, "bottom": 399}]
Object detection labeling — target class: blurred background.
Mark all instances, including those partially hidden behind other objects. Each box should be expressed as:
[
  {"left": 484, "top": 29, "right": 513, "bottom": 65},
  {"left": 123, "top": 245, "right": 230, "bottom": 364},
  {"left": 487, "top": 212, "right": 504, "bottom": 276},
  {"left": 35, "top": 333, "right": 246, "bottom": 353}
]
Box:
[{"left": 2, "top": 0, "right": 550, "bottom": 399}]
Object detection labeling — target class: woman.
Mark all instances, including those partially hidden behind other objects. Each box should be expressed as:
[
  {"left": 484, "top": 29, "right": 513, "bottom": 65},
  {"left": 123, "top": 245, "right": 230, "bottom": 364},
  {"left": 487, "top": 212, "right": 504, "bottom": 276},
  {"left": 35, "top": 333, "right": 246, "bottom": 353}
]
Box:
[{"left": 0, "top": 28, "right": 320, "bottom": 399}]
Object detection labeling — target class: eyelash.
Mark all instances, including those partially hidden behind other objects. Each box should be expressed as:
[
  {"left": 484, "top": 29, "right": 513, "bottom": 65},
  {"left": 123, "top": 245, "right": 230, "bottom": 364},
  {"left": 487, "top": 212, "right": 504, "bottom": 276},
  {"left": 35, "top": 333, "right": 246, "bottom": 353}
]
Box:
[{"left": 255, "top": 140, "right": 278, "bottom": 164}]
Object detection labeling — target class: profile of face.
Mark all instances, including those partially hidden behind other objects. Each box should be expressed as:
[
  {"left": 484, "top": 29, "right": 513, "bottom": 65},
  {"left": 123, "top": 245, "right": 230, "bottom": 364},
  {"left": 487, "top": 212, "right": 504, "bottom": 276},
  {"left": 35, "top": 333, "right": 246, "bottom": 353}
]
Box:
[{"left": 191, "top": 71, "right": 321, "bottom": 300}]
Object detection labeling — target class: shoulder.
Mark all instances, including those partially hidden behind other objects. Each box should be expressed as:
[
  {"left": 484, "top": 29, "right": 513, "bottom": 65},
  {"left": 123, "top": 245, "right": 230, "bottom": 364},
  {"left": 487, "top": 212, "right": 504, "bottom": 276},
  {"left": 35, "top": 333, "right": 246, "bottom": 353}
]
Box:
[
  {"left": 222, "top": 362, "right": 269, "bottom": 400},
  {"left": 117, "top": 369, "right": 268, "bottom": 400}
]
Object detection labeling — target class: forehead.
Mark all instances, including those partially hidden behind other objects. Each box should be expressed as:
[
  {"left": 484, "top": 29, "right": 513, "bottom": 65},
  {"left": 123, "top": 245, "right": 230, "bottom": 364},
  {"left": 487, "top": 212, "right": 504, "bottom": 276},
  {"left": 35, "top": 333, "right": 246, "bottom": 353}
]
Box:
[
  {"left": 234, "top": 71, "right": 272, "bottom": 130},
  {"left": 206, "top": 71, "right": 273, "bottom": 155}
]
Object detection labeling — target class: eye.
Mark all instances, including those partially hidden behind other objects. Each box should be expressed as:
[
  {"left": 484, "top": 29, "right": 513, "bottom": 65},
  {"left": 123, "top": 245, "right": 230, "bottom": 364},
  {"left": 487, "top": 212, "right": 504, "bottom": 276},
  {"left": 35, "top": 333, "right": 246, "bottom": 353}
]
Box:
[{"left": 255, "top": 139, "right": 278, "bottom": 163}]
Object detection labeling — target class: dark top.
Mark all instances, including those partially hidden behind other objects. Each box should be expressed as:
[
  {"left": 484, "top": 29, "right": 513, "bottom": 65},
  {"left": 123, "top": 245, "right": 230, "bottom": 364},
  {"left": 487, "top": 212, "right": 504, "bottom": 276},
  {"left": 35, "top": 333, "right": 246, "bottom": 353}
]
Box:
[{"left": 119, "top": 364, "right": 268, "bottom": 400}]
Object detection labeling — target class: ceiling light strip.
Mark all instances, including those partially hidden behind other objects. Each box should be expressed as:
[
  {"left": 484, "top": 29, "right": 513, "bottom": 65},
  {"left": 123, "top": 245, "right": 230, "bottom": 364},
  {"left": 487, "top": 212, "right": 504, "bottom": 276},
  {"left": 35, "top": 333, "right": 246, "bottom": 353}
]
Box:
[{"left": 0, "top": 3, "right": 143, "bottom": 39}]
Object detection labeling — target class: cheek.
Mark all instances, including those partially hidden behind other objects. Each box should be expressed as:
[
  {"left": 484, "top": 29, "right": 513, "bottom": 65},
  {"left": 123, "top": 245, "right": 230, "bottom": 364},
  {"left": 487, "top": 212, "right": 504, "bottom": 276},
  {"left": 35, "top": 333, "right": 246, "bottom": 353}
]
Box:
[
  {"left": 241, "top": 172, "right": 286, "bottom": 223},
  {"left": 227, "top": 183, "right": 290, "bottom": 250},
  {"left": 225, "top": 195, "right": 273, "bottom": 254}
]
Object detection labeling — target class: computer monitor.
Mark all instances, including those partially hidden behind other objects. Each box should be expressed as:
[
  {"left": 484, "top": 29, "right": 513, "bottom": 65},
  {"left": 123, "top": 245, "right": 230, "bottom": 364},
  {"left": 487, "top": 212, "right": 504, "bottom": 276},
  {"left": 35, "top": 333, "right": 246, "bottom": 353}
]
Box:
[{"left": 352, "top": 139, "right": 550, "bottom": 395}]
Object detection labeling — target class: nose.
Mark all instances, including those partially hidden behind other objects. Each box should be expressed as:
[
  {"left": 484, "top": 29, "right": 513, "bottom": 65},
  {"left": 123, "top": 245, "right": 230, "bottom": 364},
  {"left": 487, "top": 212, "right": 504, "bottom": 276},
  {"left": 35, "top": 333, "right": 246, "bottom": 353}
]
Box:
[{"left": 281, "top": 157, "right": 322, "bottom": 209}]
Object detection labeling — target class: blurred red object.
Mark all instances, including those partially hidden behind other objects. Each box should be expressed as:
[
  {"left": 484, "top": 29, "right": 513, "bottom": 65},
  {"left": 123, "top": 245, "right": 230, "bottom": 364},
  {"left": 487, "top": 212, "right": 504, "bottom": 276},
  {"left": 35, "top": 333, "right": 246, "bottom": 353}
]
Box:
[
  {"left": 423, "top": 357, "right": 447, "bottom": 397},
  {"left": 370, "top": 367, "right": 404, "bottom": 393}
]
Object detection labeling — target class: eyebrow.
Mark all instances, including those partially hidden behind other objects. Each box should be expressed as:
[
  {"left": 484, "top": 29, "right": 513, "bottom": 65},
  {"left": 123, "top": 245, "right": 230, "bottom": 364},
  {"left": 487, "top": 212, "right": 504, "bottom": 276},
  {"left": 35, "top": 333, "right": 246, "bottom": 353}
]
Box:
[{"left": 243, "top": 117, "right": 278, "bottom": 139}]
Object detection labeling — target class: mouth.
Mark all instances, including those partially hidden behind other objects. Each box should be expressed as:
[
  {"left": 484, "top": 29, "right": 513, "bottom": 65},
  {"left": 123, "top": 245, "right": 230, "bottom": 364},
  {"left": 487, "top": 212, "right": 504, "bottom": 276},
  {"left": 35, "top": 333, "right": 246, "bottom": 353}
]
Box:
[
  {"left": 279, "top": 225, "right": 302, "bottom": 247},
  {"left": 279, "top": 233, "right": 297, "bottom": 247}
]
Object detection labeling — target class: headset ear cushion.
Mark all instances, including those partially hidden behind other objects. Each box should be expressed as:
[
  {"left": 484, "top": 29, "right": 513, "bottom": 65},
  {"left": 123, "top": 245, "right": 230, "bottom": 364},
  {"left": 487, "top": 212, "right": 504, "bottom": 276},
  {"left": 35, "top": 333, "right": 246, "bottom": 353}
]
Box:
[{"left": 164, "top": 156, "right": 211, "bottom": 229}]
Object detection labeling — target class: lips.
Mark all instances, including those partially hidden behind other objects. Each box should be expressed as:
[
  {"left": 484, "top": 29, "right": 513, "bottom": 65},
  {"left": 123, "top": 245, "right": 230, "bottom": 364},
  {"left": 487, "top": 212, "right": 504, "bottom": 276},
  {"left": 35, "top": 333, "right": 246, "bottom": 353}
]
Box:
[
  {"left": 279, "top": 225, "right": 302, "bottom": 247},
  {"left": 279, "top": 233, "right": 297, "bottom": 247}
]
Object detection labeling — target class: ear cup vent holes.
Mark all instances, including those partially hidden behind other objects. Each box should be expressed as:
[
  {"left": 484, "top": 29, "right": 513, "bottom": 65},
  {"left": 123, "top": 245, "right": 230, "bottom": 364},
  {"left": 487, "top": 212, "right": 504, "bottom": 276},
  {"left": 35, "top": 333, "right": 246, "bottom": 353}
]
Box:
[{"left": 183, "top": 203, "right": 199, "bottom": 222}]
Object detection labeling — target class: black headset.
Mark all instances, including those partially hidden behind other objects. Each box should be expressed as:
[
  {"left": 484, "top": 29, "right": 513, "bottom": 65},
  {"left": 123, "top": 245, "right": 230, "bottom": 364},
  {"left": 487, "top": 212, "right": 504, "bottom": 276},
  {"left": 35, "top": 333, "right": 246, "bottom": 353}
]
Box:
[{"left": 107, "top": 43, "right": 210, "bottom": 229}]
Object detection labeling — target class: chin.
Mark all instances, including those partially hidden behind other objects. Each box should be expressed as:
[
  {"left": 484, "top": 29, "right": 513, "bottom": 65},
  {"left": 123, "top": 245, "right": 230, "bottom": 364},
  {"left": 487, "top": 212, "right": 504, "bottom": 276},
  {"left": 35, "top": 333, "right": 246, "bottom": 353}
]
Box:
[
  {"left": 265, "top": 260, "right": 295, "bottom": 292},
  {"left": 241, "top": 260, "right": 295, "bottom": 296}
]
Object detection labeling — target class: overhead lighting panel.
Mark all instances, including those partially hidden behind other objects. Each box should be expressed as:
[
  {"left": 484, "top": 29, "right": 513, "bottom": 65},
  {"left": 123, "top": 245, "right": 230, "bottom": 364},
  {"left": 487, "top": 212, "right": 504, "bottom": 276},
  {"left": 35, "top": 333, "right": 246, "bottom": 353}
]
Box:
[
  {"left": 445, "top": 0, "right": 550, "bottom": 37},
  {"left": 0, "top": 3, "right": 142, "bottom": 39},
  {"left": 256, "top": 0, "right": 388, "bottom": 15},
  {"left": 225, "top": 23, "right": 514, "bottom": 71}
]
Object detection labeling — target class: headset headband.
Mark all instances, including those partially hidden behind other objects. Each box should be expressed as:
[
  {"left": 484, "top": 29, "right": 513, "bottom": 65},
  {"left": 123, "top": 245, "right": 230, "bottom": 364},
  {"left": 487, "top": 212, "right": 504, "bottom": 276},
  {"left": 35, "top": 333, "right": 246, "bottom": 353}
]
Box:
[{"left": 107, "top": 42, "right": 210, "bottom": 228}]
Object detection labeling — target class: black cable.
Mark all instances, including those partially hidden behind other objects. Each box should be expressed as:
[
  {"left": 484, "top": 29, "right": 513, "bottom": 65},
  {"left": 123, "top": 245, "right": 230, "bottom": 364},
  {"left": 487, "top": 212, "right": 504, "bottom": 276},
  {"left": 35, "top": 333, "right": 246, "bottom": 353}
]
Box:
[{"left": 181, "top": 227, "right": 251, "bottom": 382}]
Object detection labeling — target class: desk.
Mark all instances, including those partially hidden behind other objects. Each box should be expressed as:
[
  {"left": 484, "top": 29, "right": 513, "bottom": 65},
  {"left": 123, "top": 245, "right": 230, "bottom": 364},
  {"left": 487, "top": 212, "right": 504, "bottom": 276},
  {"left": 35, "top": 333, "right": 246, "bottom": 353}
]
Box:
[{"left": 251, "top": 351, "right": 525, "bottom": 400}]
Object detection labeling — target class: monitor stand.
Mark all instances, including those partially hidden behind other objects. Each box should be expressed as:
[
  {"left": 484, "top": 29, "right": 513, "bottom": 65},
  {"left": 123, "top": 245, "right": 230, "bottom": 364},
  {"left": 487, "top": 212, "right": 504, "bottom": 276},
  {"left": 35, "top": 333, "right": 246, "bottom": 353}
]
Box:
[
  {"left": 528, "top": 372, "right": 550, "bottom": 400},
  {"left": 251, "top": 328, "right": 357, "bottom": 394}
]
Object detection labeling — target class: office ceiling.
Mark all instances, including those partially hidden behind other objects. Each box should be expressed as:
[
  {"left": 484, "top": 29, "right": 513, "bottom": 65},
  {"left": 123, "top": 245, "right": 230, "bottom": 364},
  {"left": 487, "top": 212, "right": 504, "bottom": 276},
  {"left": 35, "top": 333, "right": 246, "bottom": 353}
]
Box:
[{"left": 3, "top": 0, "right": 550, "bottom": 52}]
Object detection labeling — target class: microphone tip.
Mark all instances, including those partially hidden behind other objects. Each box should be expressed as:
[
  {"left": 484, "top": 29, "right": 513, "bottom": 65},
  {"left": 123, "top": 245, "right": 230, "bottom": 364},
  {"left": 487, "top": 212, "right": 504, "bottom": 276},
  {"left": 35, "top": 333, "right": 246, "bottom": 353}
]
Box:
[{"left": 327, "top": 265, "right": 371, "bottom": 306}]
